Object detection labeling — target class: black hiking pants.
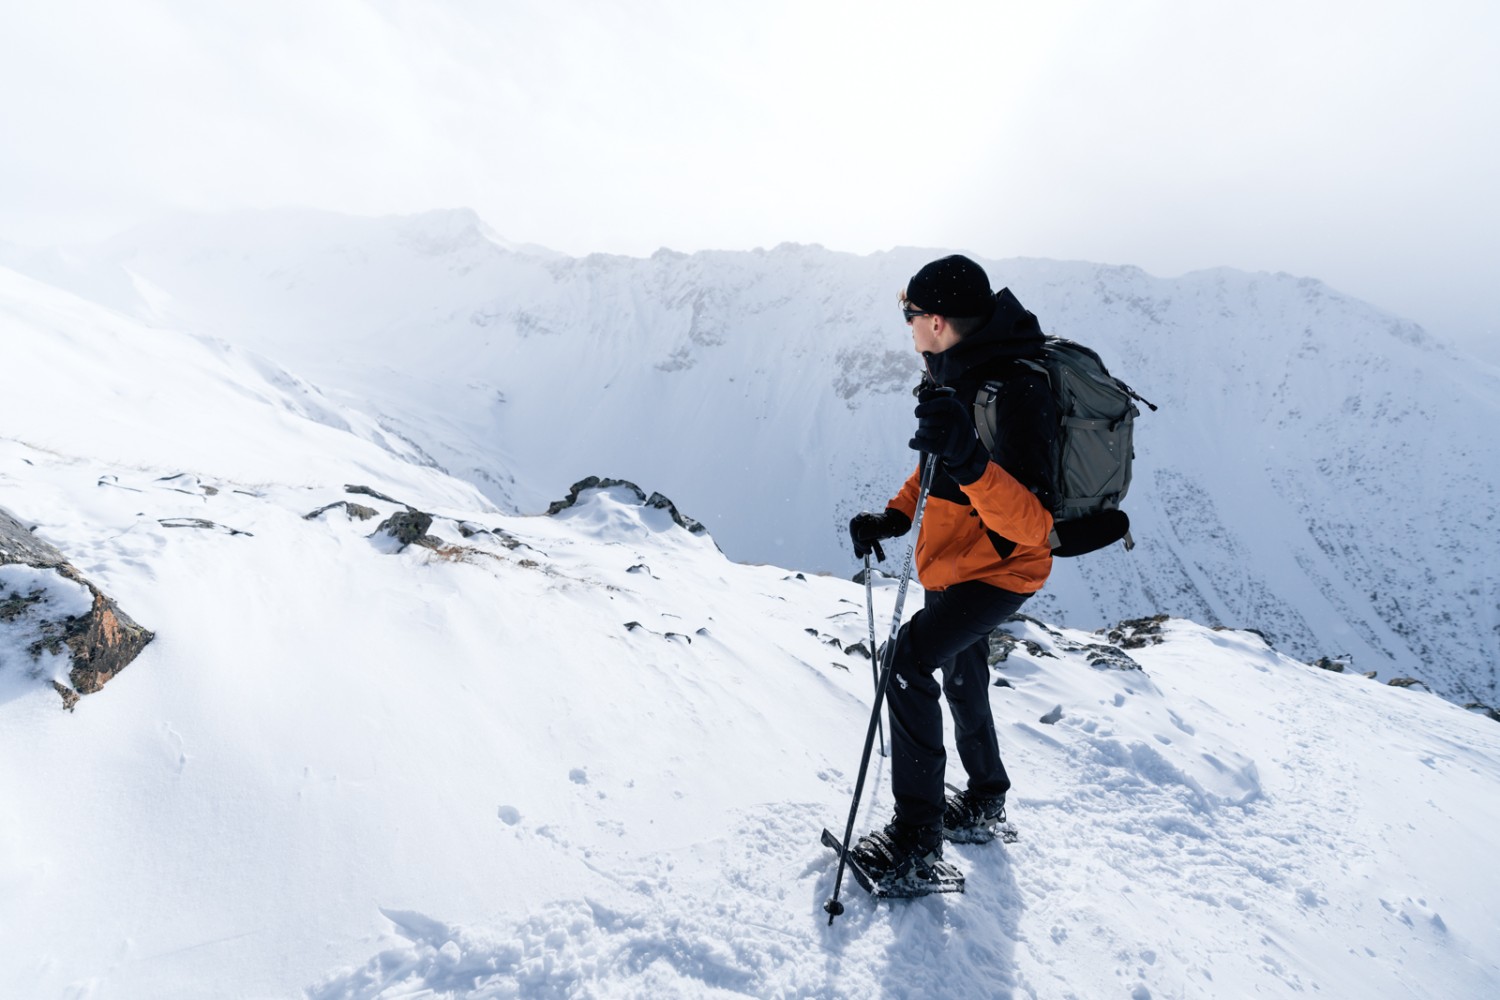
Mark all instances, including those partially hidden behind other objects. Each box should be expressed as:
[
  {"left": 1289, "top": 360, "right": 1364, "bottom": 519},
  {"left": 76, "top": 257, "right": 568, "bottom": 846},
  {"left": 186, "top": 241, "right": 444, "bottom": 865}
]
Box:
[{"left": 886, "top": 579, "right": 1028, "bottom": 830}]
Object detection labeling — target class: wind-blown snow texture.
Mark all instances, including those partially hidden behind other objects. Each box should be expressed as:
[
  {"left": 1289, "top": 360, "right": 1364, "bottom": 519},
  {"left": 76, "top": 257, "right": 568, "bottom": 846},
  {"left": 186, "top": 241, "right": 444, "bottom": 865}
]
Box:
[
  {"left": 7, "top": 207, "right": 1496, "bottom": 706},
  {"left": 3, "top": 234, "right": 1499, "bottom": 999}
]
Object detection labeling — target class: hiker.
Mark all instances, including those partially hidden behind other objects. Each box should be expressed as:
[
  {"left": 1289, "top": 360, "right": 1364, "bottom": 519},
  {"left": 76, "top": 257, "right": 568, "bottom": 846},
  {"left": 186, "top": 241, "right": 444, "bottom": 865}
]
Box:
[{"left": 846, "top": 254, "right": 1059, "bottom": 881}]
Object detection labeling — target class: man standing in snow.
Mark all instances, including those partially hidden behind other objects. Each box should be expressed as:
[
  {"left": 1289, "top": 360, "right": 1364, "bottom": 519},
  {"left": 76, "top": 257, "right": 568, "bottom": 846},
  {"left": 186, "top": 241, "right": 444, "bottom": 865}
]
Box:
[{"left": 846, "top": 254, "right": 1058, "bottom": 883}]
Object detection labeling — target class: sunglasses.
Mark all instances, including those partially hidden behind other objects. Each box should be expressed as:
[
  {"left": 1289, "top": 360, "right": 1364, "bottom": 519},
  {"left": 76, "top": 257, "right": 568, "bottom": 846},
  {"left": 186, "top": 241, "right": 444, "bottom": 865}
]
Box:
[{"left": 902, "top": 304, "right": 932, "bottom": 323}]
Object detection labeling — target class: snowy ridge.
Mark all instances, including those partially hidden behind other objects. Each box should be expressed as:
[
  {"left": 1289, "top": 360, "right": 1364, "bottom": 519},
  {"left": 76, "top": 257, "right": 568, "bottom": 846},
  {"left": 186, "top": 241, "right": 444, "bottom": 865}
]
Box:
[
  {"left": 0, "top": 266, "right": 475, "bottom": 497},
  {"left": 2, "top": 268, "right": 1498, "bottom": 998},
  {"left": 8, "top": 208, "right": 1496, "bottom": 704}
]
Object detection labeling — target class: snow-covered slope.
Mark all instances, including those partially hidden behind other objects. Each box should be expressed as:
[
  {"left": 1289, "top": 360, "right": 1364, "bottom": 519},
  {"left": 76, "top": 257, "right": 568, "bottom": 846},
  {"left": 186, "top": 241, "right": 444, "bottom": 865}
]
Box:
[
  {"left": 12, "top": 208, "right": 1496, "bottom": 705},
  {"left": 3, "top": 266, "right": 1499, "bottom": 999}
]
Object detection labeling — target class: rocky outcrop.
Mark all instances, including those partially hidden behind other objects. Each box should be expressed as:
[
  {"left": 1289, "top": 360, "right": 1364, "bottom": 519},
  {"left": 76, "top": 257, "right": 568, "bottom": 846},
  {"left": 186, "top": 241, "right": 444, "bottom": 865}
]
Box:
[
  {"left": 0, "top": 505, "right": 154, "bottom": 709},
  {"left": 304, "top": 501, "right": 379, "bottom": 522},
  {"left": 374, "top": 510, "right": 436, "bottom": 549},
  {"left": 547, "top": 477, "right": 711, "bottom": 537},
  {"left": 326, "top": 485, "right": 444, "bottom": 551},
  {"left": 1103, "top": 615, "right": 1171, "bottom": 649},
  {"left": 1465, "top": 702, "right": 1500, "bottom": 723}
]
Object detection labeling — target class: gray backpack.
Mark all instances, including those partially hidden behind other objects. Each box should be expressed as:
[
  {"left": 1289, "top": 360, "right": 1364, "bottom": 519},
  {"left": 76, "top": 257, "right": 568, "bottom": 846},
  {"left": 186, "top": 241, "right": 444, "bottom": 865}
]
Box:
[{"left": 974, "top": 337, "right": 1155, "bottom": 557}]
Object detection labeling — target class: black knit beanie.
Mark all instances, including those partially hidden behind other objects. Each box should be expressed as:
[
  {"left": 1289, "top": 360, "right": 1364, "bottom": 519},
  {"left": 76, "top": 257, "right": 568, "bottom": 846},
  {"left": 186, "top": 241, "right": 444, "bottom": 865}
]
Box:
[{"left": 905, "top": 254, "right": 993, "bottom": 318}]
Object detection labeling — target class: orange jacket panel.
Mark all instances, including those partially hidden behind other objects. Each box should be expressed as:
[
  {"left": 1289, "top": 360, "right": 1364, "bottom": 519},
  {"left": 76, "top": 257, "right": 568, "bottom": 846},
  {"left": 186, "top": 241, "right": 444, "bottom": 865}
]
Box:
[{"left": 888, "top": 460, "right": 1054, "bottom": 594}]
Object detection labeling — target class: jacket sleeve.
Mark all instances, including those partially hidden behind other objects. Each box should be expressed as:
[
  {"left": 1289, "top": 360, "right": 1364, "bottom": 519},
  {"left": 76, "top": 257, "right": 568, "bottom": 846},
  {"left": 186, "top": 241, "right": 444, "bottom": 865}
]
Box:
[
  {"left": 961, "top": 463, "right": 1054, "bottom": 547},
  {"left": 887, "top": 463, "right": 922, "bottom": 519}
]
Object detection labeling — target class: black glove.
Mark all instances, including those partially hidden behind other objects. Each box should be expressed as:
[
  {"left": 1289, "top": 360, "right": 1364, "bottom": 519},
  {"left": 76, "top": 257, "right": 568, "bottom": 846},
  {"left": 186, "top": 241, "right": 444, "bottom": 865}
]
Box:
[
  {"left": 909, "top": 394, "right": 988, "bottom": 485},
  {"left": 849, "top": 508, "right": 912, "bottom": 560}
]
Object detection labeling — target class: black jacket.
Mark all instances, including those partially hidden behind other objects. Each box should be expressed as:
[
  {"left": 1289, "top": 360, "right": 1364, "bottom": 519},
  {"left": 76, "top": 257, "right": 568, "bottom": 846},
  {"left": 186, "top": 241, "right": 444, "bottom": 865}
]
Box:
[{"left": 919, "top": 288, "right": 1060, "bottom": 550}]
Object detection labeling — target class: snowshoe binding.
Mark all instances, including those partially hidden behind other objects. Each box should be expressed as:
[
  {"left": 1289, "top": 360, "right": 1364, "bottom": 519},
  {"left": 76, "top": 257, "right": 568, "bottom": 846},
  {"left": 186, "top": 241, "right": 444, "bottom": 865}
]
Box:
[
  {"left": 822, "top": 824, "right": 963, "bottom": 898},
  {"left": 944, "top": 786, "right": 1019, "bottom": 844}
]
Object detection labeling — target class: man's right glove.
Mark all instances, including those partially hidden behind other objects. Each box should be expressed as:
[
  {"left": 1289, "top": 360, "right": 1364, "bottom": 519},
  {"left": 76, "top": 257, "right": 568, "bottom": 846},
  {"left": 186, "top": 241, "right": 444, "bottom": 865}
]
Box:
[{"left": 849, "top": 508, "right": 913, "bottom": 561}]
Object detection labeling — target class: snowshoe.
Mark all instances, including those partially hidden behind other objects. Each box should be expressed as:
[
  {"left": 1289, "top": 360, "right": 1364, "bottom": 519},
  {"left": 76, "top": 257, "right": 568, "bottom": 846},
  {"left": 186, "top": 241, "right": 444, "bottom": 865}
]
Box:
[{"left": 822, "top": 826, "right": 963, "bottom": 898}]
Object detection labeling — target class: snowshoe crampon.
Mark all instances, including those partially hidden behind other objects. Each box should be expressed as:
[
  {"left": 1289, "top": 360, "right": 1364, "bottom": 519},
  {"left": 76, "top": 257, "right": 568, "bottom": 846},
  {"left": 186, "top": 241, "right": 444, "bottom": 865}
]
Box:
[{"left": 821, "top": 828, "right": 964, "bottom": 898}]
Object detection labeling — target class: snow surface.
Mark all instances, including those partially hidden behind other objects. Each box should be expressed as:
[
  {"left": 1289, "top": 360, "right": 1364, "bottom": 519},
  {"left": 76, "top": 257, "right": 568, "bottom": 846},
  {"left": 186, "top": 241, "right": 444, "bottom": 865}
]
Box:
[
  {"left": 2, "top": 262, "right": 1499, "bottom": 999},
  {"left": 8, "top": 207, "right": 1497, "bottom": 705}
]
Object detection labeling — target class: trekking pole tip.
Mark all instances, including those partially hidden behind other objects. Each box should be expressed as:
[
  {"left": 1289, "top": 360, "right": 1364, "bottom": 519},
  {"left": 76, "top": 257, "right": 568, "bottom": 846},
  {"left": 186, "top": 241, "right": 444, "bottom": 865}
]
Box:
[{"left": 824, "top": 898, "right": 844, "bottom": 921}]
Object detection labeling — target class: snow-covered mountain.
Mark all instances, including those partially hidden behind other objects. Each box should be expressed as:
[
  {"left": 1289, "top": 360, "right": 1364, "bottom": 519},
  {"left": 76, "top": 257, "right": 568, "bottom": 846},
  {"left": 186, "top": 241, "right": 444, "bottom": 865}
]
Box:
[
  {"left": 10, "top": 208, "right": 1495, "bottom": 707},
  {"left": 3, "top": 261, "right": 1499, "bottom": 999}
]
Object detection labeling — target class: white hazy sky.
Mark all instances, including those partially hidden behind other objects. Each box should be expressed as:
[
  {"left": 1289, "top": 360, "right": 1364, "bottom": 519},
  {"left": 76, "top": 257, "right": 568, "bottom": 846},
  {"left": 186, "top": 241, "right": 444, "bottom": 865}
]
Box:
[{"left": 2, "top": 0, "right": 1496, "bottom": 355}]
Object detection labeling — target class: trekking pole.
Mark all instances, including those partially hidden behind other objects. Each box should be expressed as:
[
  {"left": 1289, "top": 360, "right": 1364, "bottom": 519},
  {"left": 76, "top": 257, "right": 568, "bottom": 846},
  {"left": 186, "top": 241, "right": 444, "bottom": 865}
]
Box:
[
  {"left": 863, "top": 552, "right": 887, "bottom": 758},
  {"left": 825, "top": 451, "right": 939, "bottom": 924}
]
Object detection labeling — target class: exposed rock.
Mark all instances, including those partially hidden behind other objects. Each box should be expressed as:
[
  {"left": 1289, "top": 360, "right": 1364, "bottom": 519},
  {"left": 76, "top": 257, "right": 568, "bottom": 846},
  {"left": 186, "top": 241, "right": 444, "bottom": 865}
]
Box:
[
  {"left": 0, "top": 505, "right": 154, "bottom": 709},
  {"left": 155, "top": 473, "right": 220, "bottom": 496},
  {"left": 305, "top": 501, "right": 380, "bottom": 522},
  {"left": 372, "top": 510, "right": 435, "bottom": 550},
  {"left": 1084, "top": 644, "right": 1144, "bottom": 671},
  {"left": 987, "top": 630, "right": 1055, "bottom": 665},
  {"left": 0, "top": 508, "right": 64, "bottom": 565},
  {"left": 1388, "top": 677, "right": 1430, "bottom": 690},
  {"left": 1313, "top": 655, "right": 1351, "bottom": 673},
  {"left": 987, "top": 632, "right": 1015, "bottom": 665},
  {"left": 1215, "top": 625, "right": 1274, "bottom": 646},
  {"left": 1100, "top": 614, "right": 1170, "bottom": 649},
  {"left": 158, "top": 517, "right": 253, "bottom": 536},
  {"left": 453, "top": 522, "right": 530, "bottom": 552},
  {"left": 345, "top": 484, "right": 409, "bottom": 506},
  {"left": 546, "top": 476, "right": 712, "bottom": 537},
  {"left": 803, "top": 628, "right": 843, "bottom": 651},
  {"left": 96, "top": 474, "right": 143, "bottom": 493},
  {"left": 1464, "top": 702, "right": 1500, "bottom": 723}
]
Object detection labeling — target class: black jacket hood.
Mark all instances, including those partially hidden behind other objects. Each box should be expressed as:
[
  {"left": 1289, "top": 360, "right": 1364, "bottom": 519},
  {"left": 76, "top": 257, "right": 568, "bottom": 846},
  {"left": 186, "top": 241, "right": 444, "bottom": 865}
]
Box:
[{"left": 925, "top": 287, "right": 1046, "bottom": 389}]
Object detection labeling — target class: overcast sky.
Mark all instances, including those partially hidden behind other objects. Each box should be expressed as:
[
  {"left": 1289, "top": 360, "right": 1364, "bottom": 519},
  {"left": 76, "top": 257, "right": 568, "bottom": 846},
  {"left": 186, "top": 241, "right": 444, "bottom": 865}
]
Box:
[{"left": 3, "top": 0, "right": 1496, "bottom": 356}]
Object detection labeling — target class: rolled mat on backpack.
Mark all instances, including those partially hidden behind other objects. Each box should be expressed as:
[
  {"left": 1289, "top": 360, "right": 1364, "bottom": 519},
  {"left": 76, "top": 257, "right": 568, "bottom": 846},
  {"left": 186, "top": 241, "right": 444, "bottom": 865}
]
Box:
[{"left": 1048, "top": 509, "right": 1131, "bottom": 557}]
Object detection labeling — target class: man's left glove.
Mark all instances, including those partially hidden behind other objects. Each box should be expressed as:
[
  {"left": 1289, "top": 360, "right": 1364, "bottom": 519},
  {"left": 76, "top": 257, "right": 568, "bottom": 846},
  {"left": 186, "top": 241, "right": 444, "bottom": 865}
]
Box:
[
  {"left": 849, "top": 508, "right": 912, "bottom": 561},
  {"left": 910, "top": 394, "right": 989, "bottom": 485}
]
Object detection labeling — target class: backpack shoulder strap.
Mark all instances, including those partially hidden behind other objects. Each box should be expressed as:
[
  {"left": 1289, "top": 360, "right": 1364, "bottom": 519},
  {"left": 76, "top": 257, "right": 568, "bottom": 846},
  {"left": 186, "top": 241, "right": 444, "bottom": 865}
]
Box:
[
  {"left": 973, "top": 358, "right": 1051, "bottom": 456},
  {"left": 973, "top": 381, "right": 1002, "bottom": 457}
]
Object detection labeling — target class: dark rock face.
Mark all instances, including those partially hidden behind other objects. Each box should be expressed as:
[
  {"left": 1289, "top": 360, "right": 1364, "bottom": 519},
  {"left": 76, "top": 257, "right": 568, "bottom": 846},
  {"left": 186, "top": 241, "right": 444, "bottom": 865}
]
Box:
[
  {"left": 1100, "top": 615, "right": 1170, "bottom": 649},
  {"left": 0, "top": 507, "right": 67, "bottom": 566},
  {"left": 0, "top": 506, "right": 155, "bottom": 709},
  {"left": 373, "top": 510, "right": 435, "bottom": 549}
]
